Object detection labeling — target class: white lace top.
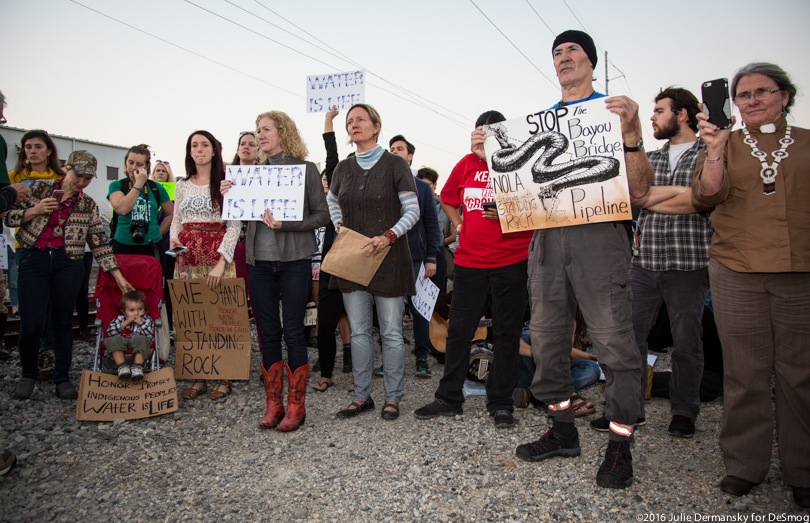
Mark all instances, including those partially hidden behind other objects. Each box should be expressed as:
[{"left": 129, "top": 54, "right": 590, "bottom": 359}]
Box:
[{"left": 170, "top": 179, "right": 240, "bottom": 263}]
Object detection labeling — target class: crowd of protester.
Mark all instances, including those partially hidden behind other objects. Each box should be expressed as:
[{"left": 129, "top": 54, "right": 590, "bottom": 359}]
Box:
[{"left": 0, "top": 31, "right": 807, "bottom": 507}]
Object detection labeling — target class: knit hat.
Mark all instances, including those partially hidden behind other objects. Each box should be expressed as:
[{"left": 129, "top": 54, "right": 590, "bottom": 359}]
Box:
[{"left": 552, "top": 30, "right": 597, "bottom": 69}]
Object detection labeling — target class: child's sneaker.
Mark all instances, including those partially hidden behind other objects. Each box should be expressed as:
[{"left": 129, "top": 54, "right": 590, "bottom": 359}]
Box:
[
  {"left": 117, "top": 363, "right": 132, "bottom": 380},
  {"left": 130, "top": 365, "right": 144, "bottom": 381}
]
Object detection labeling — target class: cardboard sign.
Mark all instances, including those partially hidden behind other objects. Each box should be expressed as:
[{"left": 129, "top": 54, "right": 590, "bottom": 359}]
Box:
[
  {"left": 76, "top": 367, "right": 179, "bottom": 421},
  {"left": 483, "top": 98, "right": 632, "bottom": 232},
  {"left": 411, "top": 263, "right": 439, "bottom": 321},
  {"left": 222, "top": 165, "right": 306, "bottom": 221},
  {"left": 169, "top": 278, "right": 251, "bottom": 380},
  {"left": 306, "top": 69, "right": 365, "bottom": 113}
]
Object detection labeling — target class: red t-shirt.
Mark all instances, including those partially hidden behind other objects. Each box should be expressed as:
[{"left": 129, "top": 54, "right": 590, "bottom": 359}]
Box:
[{"left": 441, "top": 154, "right": 532, "bottom": 269}]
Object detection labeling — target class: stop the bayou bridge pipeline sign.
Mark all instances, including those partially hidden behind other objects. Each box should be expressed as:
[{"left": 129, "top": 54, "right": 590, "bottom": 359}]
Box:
[{"left": 483, "top": 98, "right": 632, "bottom": 232}]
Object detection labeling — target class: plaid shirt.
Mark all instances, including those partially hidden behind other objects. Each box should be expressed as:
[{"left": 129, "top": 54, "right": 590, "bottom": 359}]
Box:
[
  {"left": 106, "top": 314, "right": 155, "bottom": 339},
  {"left": 633, "top": 139, "right": 712, "bottom": 271}
]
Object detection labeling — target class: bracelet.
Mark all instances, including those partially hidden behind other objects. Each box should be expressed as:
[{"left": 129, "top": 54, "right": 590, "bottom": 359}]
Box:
[
  {"left": 383, "top": 229, "right": 397, "bottom": 245},
  {"left": 132, "top": 185, "right": 143, "bottom": 192},
  {"left": 456, "top": 223, "right": 462, "bottom": 234},
  {"left": 705, "top": 156, "right": 722, "bottom": 164}
]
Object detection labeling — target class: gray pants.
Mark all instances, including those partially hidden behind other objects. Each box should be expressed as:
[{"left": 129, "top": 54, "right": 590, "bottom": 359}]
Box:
[
  {"left": 529, "top": 223, "right": 641, "bottom": 427},
  {"left": 632, "top": 265, "right": 708, "bottom": 420},
  {"left": 710, "top": 259, "right": 810, "bottom": 487},
  {"left": 105, "top": 335, "right": 151, "bottom": 359}
]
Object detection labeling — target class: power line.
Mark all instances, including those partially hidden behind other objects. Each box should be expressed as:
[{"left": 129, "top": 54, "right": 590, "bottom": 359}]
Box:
[
  {"left": 66, "top": 0, "right": 301, "bottom": 99},
  {"left": 468, "top": 0, "right": 558, "bottom": 89},
  {"left": 184, "top": 0, "right": 471, "bottom": 130},
  {"left": 246, "top": 0, "right": 474, "bottom": 127},
  {"left": 524, "top": 0, "right": 556, "bottom": 36}
]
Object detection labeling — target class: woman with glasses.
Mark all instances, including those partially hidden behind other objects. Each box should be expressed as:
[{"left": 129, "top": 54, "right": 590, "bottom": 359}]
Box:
[
  {"left": 328, "top": 104, "right": 418, "bottom": 421},
  {"left": 694, "top": 62, "right": 810, "bottom": 507},
  {"left": 223, "top": 111, "right": 328, "bottom": 432},
  {"left": 172, "top": 130, "right": 240, "bottom": 401}
]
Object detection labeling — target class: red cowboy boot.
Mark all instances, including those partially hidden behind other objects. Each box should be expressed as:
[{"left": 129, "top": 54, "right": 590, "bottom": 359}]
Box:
[
  {"left": 259, "top": 361, "right": 285, "bottom": 429},
  {"left": 276, "top": 363, "right": 309, "bottom": 432}
]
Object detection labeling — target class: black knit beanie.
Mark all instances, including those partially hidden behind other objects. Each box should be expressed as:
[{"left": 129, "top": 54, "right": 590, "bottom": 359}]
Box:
[{"left": 552, "top": 30, "right": 597, "bottom": 69}]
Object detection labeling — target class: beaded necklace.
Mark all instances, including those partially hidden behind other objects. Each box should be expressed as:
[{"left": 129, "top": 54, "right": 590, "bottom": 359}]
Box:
[{"left": 741, "top": 124, "right": 793, "bottom": 195}]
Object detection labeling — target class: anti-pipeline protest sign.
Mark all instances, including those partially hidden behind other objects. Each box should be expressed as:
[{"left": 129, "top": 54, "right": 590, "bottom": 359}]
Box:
[
  {"left": 483, "top": 98, "right": 631, "bottom": 232},
  {"left": 76, "top": 367, "right": 178, "bottom": 422},
  {"left": 306, "top": 69, "right": 365, "bottom": 113},
  {"left": 222, "top": 165, "right": 306, "bottom": 221},
  {"left": 170, "top": 278, "right": 251, "bottom": 381}
]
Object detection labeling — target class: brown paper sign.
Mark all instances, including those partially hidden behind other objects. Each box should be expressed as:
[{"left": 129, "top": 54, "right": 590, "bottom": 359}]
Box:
[
  {"left": 76, "top": 367, "right": 179, "bottom": 421},
  {"left": 320, "top": 227, "right": 389, "bottom": 286},
  {"left": 169, "top": 278, "right": 252, "bottom": 380}
]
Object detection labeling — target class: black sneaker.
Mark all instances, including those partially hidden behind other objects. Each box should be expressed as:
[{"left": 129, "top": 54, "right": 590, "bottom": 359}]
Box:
[
  {"left": 590, "top": 414, "right": 646, "bottom": 432},
  {"left": 668, "top": 415, "right": 695, "bottom": 438},
  {"left": 516, "top": 427, "right": 581, "bottom": 461},
  {"left": 596, "top": 440, "right": 633, "bottom": 489},
  {"left": 55, "top": 381, "right": 78, "bottom": 400},
  {"left": 414, "top": 399, "right": 463, "bottom": 419},
  {"left": 493, "top": 410, "right": 515, "bottom": 429}
]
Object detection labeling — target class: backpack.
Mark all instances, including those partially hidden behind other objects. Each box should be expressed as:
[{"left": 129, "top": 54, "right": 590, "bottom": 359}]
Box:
[{"left": 109, "top": 178, "right": 162, "bottom": 239}]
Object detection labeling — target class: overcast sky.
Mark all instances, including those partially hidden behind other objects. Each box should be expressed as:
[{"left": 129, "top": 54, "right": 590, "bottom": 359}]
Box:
[{"left": 3, "top": 0, "right": 809, "bottom": 190}]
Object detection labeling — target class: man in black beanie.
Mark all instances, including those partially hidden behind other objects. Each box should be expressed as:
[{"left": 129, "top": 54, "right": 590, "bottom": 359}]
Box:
[{"left": 470, "top": 30, "right": 653, "bottom": 489}]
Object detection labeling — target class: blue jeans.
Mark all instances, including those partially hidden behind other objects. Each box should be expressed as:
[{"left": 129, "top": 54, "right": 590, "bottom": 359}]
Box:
[
  {"left": 518, "top": 328, "right": 601, "bottom": 392},
  {"left": 17, "top": 247, "right": 85, "bottom": 383},
  {"left": 409, "top": 261, "right": 429, "bottom": 360},
  {"left": 343, "top": 290, "right": 405, "bottom": 403},
  {"left": 436, "top": 261, "right": 526, "bottom": 413},
  {"left": 249, "top": 259, "right": 311, "bottom": 370}
]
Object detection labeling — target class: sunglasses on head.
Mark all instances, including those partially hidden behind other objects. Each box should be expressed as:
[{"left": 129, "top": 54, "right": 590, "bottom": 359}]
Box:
[
  {"left": 156, "top": 160, "right": 170, "bottom": 166},
  {"left": 239, "top": 131, "right": 255, "bottom": 138}
]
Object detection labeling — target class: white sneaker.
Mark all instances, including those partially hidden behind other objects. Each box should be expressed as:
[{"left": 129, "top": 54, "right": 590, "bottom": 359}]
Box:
[
  {"left": 117, "top": 364, "right": 132, "bottom": 379},
  {"left": 130, "top": 365, "right": 144, "bottom": 381}
]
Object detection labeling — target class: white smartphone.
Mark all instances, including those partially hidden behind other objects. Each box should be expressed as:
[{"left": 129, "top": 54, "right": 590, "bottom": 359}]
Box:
[{"left": 165, "top": 246, "right": 187, "bottom": 257}]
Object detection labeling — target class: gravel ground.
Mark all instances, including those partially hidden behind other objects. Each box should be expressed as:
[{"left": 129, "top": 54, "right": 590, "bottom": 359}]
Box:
[{"left": 0, "top": 321, "right": 806, "bottom": 523}]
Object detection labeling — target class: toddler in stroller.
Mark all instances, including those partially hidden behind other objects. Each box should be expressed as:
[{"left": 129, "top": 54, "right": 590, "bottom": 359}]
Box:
[{"left": 106, "top": 290, "right": 155, "bottom": 380}]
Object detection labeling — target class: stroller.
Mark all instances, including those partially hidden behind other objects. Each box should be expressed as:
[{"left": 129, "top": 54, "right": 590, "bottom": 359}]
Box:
[{"left": 92, "top": 254, "right": 165, "bottom": 373}]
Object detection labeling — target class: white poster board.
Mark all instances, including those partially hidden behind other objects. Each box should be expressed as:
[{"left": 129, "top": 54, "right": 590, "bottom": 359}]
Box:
[
  {"left": 483, "top": 98, "right": 632, "bottom": 232},
  {"left": 223, "top": 165, "right": 306, "bottom": 221},
  {"left": 411, "top": 263, "right": 439, "bottom": 322},
  {"left": 306, "top": 70, "right": 365, "bottom": 113}
]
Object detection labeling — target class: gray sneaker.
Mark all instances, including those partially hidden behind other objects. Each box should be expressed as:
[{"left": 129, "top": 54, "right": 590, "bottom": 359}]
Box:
[
  {"left": 130, "top": 365, "right": 144, "bottom": 381},
  {"left": 117, "top": 364, "right": 132, "bottom": 380}
]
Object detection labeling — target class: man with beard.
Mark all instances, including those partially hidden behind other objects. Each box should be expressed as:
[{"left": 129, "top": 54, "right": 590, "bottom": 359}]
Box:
[{"left": 605, "top": 87, "right": 712, "bottom": 439}]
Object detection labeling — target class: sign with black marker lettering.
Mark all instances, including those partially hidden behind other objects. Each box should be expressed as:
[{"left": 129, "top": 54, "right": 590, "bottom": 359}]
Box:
[
  {"left": 483, "top": 98, "right": 631, "bottom": 231},
  {"left": 76, "top": 367, "right": 178, "bottom": 421},
  {"left": 170, "top": 278, "right": 251, "bottom": 381},
  {"left": 306, "top": 69, "right": 365, "bottom": 113},
  {"left": 223, "top": 165, "right": 306, "bottom": 221},
  {"left": 411, "top": 263, "right": 439, "bottom": 322}
]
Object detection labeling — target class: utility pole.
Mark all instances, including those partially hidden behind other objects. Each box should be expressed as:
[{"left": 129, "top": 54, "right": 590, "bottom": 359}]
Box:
[{"left": 605, "top": 51, "right": 609, "bottom": 95}]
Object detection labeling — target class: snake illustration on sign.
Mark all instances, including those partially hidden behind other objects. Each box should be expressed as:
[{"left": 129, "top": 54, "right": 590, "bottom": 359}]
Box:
[{"left": 483, "top": 98, "right": 632, "bottom": 232}]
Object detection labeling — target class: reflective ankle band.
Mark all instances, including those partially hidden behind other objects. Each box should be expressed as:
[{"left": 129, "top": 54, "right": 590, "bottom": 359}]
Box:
[
  {"left": 548, "top": 399, "right": 571, "bottom": 412},
  {"left": 609, "top": 421, "right": 633, "bottom": 437}
]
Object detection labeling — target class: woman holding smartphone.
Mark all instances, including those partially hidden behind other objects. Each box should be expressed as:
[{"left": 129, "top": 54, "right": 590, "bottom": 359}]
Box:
[
  {"left": 6, "top": 151, "right": 133, "bottom": 400},
  {"left": 171, "top": 131, "right": 240, "bottom": 401}
]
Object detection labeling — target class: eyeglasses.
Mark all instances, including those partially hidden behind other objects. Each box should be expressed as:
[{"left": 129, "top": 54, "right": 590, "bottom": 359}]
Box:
[
  {"left": 733, "top": 88, "right": 782, "bottom": 106},
  {"left": 157, "top": 160, "right": 170, "bottom": 166}
]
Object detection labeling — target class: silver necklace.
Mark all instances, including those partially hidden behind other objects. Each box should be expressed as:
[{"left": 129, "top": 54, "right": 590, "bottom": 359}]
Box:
[{"left": 742, "top": 125, "right": 793, "bottom": 195}]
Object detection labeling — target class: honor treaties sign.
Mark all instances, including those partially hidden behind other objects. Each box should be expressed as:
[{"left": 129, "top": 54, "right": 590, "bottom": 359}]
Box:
[{"left": 483, "top": 98, "right": 632, "bottom": 232}]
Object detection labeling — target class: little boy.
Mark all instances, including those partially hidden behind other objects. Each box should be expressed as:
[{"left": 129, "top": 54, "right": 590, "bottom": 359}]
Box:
[{"left": 105, "top": 290, "right": 155, "bottom": 381}]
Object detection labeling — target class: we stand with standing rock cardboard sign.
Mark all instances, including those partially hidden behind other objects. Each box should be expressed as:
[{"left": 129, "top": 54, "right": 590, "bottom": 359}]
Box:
[
  {"left": 222, "top": 165, "right": 306, "bottom": 221},
  {"left": 170, "top": 278, "right": 251, "bottom": 381},
  {"left": 483, "top": 98, "right": 632, "bottom": 232},
  {"left": 76, "top": 367, "right": 178, "bottom": 422}
]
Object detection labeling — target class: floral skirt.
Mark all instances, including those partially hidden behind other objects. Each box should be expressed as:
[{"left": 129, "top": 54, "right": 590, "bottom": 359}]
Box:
[{"left": 175, "top": 222, "right": 235, "bottom": 280}]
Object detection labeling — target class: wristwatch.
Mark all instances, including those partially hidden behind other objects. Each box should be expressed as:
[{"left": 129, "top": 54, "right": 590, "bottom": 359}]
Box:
[{"left": 623, "top": 139, "right": 644, "bottom": 153}]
